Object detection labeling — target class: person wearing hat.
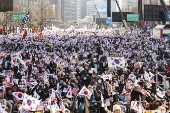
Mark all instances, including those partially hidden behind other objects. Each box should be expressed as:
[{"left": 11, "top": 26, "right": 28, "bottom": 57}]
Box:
[
  {"left": 89, "top": 58, "right": 98, "bottom": 69},
  {"left": 113, "top": 104, "right": 121, "bottom": 113},
  {"left": 112, "top": 76, "right": 119, "bottom": 91}
]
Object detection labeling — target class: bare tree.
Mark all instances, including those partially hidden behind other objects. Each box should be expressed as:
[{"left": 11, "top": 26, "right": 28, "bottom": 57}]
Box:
[
  {"left": 0, "top": 0, "right": 57, "bottom": 29},
  {"left": 29, "top": 1, "right": 56, "bottom": 29}
]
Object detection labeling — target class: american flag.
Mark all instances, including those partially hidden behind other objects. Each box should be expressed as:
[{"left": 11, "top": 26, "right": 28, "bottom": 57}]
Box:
[
  {"left": 45, "top": 55, "right": 51, "bottom": 64},
  {"left": 149, "top": 72, "right": 155, "bottom": 83},
  {"left": 21, "top": 108, "right": 30, "bottom": 113},
  {"left": 121, "top": 88, "right": 127, "bottom": 95},
  {"left": 105, "top": 99, "right": 110, "bottom": 106},
  {"left": 0, "top": 90, "right": 4, "bottom": 98},
  {"left": 58, "top": 96, "right": 62, "bottom": 101},
  {"left": 37, "top": 102, "right": 44, "bottom": 111},
  {"left": 20, "top": 12, "right": 30, "bottom": 25},
  {"left": 69, "top": 72, "right": 75, "bottom": 78},
  {"left": 141, "top": 89, "right": 151, "bottom": 97},
  {"left": 56, "top": 67, "right": 60, "bottom": 72},
  {"left": 72, "top": 87, "right": 79, "bottom": 96},
  {"left": 140, "top": 89, "right": 147, "bottom": 96},
  {"left": 59, "top": 101, "right": 65, "bottom": 111},
  {"left": 54, "top": 56, "right": 62, "bottom": 64},
  {"left": 149, "top": 76, "right": 155, "bottom": 84},
  {"left": 25, "top": 82, "right": 36, "bottom": 88}
]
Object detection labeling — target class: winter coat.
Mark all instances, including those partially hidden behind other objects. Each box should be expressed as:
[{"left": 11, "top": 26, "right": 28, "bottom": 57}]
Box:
[{"left": 131, "top": 90, "right": 144, "bottom": 101}]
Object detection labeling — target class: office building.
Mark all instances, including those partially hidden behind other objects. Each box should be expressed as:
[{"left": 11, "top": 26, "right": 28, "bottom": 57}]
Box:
[
  {"left": 81, "top": 0, "right": 87, "bottom": 19},
  {"left": 117, "top": 0, "right": 138, "bottom": 12}
]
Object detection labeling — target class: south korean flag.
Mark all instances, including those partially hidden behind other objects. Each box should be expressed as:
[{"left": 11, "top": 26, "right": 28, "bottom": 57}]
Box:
[
  {"left": 20, "top": 12, "right": 30, "bottom": 25},
  {"left": 107, "top": 57, "right": 125, "bottom": 69}
]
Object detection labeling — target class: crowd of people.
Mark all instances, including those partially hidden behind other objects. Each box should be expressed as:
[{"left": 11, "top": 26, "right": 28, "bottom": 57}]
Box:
[{"left": 0, "top": 28, "right": 170, "bottom": 113}]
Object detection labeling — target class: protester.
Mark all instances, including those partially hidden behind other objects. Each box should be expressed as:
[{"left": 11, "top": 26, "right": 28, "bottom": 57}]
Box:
[
  {"left": 113, "top": 105, "right": 121, "bottom": 113},
  {"left": 0, "top": 28, "right": 169, "bottom": 113}
]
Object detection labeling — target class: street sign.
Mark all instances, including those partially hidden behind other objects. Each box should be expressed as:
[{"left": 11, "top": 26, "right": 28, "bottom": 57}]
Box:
[
  {"left": 127, "top": 14, "right": 139, "bottom": 21},
  {"left": 11, "top": 14, "right": 26, "bottom": 20},
  {"left": 20, "top": 10, "right": 28, "bottom": 13},
  {"left": 9, "top": 20, "right": 16, "bottom": 23},
  {"left": 106, "top": 19, "right": 118, "bottom": 24}
]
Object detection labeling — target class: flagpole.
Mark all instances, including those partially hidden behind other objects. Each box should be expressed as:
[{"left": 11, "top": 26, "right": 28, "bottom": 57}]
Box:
[
  {"left": 28, "top": 0, "right": 30, "bottom": 32},
  {"left": 28, "top": 0, "right": 29, "bottom": 12}
]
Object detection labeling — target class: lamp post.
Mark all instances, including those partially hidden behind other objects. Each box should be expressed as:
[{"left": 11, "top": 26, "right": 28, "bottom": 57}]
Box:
[{"left": 28, "top": 0, "right": 29, "bottom": 11}]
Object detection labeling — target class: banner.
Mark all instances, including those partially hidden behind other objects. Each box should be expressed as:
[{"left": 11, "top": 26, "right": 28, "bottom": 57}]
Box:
[
  {"left": 32, "top": 29, "right": 38, "bottom": 33},
  {"left": 143, "top": 110, "right": 161, "bottom": 113}
]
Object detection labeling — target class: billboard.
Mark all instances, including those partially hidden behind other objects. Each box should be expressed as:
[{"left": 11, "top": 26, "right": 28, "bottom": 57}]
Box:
[
  {"left": 112, "top": 12, "right": 133, "bottom": 22},
  {"left": 96, "top": 18, "right": 107, "bottom": 25},
  {"left": 106, "top": 19, "right": 118, "bottom": 24},
  {"left": 144, "top": 5, "right": 167, "bottom": 21},
  {"left": 97, "top": 7, "right": 107, "bottom": 13}
]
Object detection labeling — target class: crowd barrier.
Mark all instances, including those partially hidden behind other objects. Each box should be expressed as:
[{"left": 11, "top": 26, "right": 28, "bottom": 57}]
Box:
[{"left": 156, "top": 71, "right": 168, "bottom": 90}]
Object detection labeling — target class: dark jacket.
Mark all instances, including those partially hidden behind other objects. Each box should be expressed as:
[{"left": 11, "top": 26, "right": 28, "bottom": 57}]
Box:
[
  {"left": 6, "top": 93, "right": 14, "bottom": 101},
  {"left": 131, "top": 90, "right": 144, "bottom": 101},
  {"left": 81, "top": 76, "right": 91, "bottom": 87}
]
